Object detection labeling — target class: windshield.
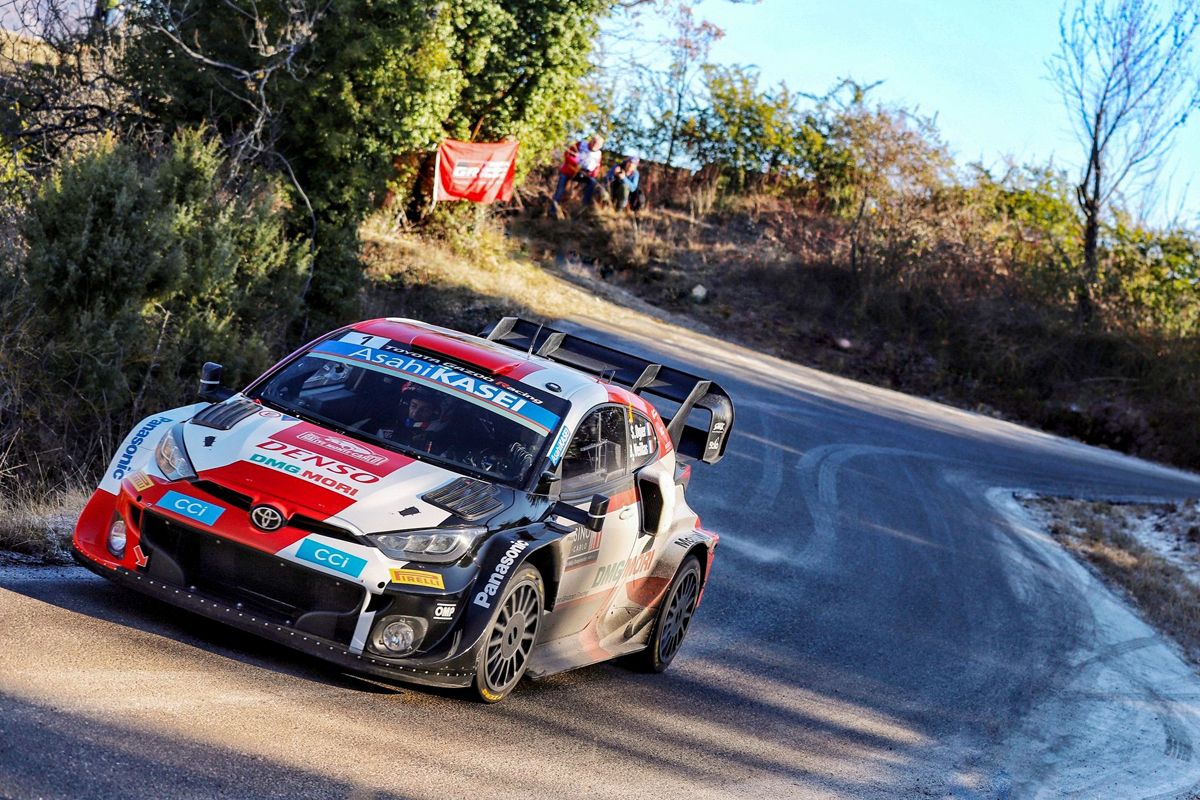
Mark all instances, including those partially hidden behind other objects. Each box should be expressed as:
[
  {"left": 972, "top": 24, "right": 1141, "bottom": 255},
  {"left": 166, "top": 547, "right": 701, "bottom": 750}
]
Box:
[{"left": 248, "top": 332, "right": 569, "bottom": 486}]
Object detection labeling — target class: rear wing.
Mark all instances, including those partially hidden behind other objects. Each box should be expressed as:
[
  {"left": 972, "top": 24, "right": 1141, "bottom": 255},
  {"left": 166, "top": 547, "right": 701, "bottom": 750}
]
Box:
[{"left": 482, "top": 317, "right": 734, "bottom": 465}]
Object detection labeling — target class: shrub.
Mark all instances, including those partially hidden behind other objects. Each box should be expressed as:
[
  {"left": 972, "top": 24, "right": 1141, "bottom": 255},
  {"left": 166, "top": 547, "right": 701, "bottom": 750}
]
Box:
[{"left": 3, "top": 129, "right": 309, "bottom": 481}]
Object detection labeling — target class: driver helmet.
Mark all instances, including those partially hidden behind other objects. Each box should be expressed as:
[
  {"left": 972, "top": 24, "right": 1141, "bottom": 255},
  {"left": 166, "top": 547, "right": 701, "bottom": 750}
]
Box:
[{"left": 400, "top": 384, "right": 440, "bottom": 430}]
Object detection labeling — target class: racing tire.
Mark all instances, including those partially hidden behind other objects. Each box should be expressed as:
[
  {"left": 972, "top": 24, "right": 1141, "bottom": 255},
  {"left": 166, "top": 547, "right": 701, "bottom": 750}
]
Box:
[
  {"left": 470, "top": 563, "right": 544, "bottom": 703},
  {"left": 631, "top": 554, "right": 702, "bottom": 673}
]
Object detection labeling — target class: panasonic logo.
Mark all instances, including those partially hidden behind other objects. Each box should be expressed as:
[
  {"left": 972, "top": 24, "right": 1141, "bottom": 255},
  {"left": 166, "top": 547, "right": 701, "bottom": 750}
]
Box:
[{"left": 472, "top": 540, "right": 529, "bottom": 609}]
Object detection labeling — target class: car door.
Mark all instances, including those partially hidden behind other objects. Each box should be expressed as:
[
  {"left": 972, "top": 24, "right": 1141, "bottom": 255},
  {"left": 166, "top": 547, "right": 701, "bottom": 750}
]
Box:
[{"left": 539, "top": 405, "right": 642, "bottom": 641}]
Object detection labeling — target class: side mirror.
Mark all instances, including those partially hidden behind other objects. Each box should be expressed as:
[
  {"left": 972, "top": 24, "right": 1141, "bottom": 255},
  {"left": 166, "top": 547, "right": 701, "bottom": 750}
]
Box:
[
  {"left": 550, "top": 493, "right": 610, "bottom": 532},
  {"left": 199, "top": 361, "right": 234, "bottom": 402}
]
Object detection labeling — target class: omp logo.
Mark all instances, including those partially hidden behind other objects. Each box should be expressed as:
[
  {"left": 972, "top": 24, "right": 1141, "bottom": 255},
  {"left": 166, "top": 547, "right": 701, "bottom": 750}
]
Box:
[
  {"left": 433, "top": 603, "right": 456, "bottom": 619},
  {"left": 295, "top": 432, "right": 387, "bottom": 466},
  {"left": 452, "top": 160, "right": 509, "bottom": 180},
  {"left": 296, "top": 539, "right": 366, "bottom": 578},
  {"left": 156, "top": 490, "right": 225, "bottom": 526},
  {"left": 473, "top": 539, "right": 529, "bottom": 609}
]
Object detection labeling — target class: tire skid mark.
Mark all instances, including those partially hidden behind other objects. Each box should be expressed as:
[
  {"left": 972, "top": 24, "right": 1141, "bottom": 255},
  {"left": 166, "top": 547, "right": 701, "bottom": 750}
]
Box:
[{"left": 988, "top": 490, "right": 1200, "bottom": 791}]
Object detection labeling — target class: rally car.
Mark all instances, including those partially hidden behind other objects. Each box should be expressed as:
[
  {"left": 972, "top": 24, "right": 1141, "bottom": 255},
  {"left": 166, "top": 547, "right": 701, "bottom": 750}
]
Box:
[{"left": 73, "top": 316, "right": 734, "bottom": 702}]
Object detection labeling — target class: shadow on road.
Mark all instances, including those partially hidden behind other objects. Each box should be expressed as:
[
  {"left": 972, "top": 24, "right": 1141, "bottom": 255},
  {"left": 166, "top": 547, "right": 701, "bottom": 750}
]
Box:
[{"left": 0, "top": 691, "right": 415, "bottom": 800}]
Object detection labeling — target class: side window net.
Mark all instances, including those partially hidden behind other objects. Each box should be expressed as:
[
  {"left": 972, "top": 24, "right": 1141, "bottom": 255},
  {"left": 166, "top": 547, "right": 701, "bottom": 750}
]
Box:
[{"left": 562, "top": 408, "right": 629, "bottom": 490}]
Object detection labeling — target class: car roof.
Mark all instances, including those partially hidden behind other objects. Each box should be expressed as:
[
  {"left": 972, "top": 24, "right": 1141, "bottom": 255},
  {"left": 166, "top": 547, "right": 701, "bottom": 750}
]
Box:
[{"left": 348, "top": 318, "right": 658, "bottom": 417}]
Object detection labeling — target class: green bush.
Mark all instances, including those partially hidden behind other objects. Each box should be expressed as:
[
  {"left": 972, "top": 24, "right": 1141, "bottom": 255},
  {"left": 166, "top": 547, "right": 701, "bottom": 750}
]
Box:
[{"left": 5, "top": 129, "right": 309, "bottom": 478}]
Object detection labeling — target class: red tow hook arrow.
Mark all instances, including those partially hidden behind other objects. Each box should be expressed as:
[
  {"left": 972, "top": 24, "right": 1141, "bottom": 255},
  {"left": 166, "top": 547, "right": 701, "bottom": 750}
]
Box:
[{"left": 134, "top": 545, "right": 148, "bottom": 568}]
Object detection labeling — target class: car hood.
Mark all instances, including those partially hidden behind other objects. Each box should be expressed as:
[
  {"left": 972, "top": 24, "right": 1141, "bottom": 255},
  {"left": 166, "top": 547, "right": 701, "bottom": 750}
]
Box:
[{"left": 182, "top": 405, "right": 467, "bottom": 533}]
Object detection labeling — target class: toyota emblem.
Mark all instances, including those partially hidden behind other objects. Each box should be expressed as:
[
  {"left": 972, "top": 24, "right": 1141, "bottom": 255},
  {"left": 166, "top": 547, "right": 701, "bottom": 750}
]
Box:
[{"left": 250, "top": 505, "right": 285, "bottom": 532}]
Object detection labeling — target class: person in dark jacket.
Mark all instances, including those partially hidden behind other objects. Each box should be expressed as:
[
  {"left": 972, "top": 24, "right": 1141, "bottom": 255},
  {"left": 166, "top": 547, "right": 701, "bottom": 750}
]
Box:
[{"left": 605, "top": 157, "right": 642, "bottom": 212}]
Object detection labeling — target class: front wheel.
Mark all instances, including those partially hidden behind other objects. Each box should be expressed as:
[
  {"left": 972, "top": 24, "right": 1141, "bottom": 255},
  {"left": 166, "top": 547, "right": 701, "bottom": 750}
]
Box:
[
  {"left": 470, "top": 563, "right": 543, "bottom": 703},
  {"left": 631, "top": 554, "right": 703, "bottom": 673}
]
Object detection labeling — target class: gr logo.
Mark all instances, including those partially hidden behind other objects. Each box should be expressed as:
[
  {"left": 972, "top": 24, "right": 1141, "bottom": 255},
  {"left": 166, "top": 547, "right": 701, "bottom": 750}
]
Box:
[{"left": 433, "top": 603, "right": 456, "bottom": 620}]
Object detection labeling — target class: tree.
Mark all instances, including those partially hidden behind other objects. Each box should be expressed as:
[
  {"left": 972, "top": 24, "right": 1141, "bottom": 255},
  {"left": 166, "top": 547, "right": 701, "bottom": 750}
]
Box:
[
  {"left": 591, "top": 0, "right": 723, "bottom": 165},
  {"left": 681, "top": 64, "right": 800, "bottom": 190},
  {"left": 121, "top": 0, "right": 609, "bottom": 324},
  {"left": 1050, "top": 0, "right": 1200, "bottom": 323}
]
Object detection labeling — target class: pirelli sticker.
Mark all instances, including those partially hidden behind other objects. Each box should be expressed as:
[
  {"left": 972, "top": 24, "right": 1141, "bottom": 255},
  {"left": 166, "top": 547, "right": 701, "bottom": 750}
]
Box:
[{"left": 390, "top": 568, "right": 445, "bottom": 589}]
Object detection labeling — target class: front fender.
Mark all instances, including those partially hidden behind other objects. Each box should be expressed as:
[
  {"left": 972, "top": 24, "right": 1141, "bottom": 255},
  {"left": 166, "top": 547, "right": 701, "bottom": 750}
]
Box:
[
  {"left": 98, "top": 404, "right": 209, "bottom": 495},
  {"left": 454, "top": 527, "right": 562, "bottom": 652}
]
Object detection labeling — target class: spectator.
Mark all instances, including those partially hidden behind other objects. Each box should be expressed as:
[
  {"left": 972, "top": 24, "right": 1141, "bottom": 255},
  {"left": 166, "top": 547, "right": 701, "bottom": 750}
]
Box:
[
  {"left": 551, "top": 133, "right": 605, "bottom": 215},
  {"left": 606, "top": 157, "right": 642, "bottom": 212}
]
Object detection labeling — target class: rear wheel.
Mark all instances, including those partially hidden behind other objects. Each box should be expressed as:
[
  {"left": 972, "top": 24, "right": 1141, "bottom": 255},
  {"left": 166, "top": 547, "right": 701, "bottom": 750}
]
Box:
[
  {"left": 471, "top": 564, "right": 543, "bottom": 703},
  {"left": 632, "top": 554, "right": 702, "bottom": 673}
]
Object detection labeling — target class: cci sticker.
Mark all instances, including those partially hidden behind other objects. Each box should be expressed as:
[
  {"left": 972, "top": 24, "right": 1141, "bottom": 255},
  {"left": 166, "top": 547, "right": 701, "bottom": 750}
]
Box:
[
  {"left": 390, "top": 568, "right": 445, "bottom": 590},
  {"left": 296, "top": 539, "right": 367, "bottom": 578},
  {"left": 156, "top": 490, "right": 225, "bottom": 526}
]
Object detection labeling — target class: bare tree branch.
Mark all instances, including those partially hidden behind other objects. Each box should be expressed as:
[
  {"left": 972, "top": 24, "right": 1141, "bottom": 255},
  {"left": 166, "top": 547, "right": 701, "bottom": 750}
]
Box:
[{"left": 1049, "top": 0, "right": 1200, "bottom": 323}]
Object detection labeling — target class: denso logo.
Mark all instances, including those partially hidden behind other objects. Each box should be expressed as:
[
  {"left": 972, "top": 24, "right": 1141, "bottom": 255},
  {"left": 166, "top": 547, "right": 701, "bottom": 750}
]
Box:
[
  {"left": 253, "top": 440, "right": 380, "bottom": 484},
  {"left": 295, "top": 431, "right": 387, "bottom": 466}
]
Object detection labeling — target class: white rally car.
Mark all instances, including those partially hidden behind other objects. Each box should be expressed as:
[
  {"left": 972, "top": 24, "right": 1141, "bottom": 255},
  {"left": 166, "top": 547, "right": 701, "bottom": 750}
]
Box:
[{"left": 73, "top": 317, "right": 734, "bottom": 701}]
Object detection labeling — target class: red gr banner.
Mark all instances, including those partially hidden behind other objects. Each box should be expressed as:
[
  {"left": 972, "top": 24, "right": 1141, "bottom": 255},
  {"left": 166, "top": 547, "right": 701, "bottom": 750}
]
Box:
[{"left": 432, "top": 139, "right": 519, "bottom": 204}]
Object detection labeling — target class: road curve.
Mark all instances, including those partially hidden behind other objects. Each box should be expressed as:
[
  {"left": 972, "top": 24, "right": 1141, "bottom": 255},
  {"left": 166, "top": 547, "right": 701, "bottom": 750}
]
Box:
[{"left": 4, "top": 313, "right": 1200, "bottom": 799}]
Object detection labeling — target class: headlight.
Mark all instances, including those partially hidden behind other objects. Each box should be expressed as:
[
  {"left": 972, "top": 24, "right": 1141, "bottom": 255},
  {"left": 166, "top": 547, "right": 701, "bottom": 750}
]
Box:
[
  {"left": 367, "top": 526, "right": 487, "bottom": 564},
  {"left": 154, "top": 423, "right": 197, "bottom": 481}
]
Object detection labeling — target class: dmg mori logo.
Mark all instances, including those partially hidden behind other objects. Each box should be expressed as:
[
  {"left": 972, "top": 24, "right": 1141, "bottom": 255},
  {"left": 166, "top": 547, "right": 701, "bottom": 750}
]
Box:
[{"left": 250, "top": 504, "right": 285, "bottom": 532}]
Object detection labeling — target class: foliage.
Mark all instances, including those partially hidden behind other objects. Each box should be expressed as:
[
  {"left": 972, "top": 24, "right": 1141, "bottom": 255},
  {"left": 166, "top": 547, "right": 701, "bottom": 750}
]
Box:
[
  {"left": 1104, "top": 218, "right": 1200, "bottom": 336},
  {"left": 120, "top": 0, "right": 610, "bottom": 321},
  {"left": 1050, "top": 0, "right": 1200, "bottom": 322},
  {"left": 4, "top": 130, "right": 309, "bottom": 472},
  {"left": 680, "top": 64, "right": 803, "bottom": 192}
]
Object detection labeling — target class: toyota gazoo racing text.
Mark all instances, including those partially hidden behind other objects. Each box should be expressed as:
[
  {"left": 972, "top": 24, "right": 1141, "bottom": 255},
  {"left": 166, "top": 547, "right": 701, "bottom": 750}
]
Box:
[{"left": 74, "top": 317, "right": 735, "bottom": 701}]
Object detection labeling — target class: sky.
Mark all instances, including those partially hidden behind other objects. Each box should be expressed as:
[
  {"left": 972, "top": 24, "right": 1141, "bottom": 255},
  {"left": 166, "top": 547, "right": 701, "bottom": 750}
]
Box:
[{"left": 614, "top": 0, "right": 1200, "bottom": 226}]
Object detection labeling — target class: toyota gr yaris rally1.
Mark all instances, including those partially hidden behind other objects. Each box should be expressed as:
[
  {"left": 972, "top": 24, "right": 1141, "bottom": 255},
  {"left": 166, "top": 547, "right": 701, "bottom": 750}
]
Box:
[{"left": 73, "top": 317, "right": 734, "bottom": 701}]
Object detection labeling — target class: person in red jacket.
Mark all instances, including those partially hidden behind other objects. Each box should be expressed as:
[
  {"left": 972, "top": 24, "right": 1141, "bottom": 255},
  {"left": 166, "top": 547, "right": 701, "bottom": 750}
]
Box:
[{"left": 551, "top": 133, "right": 604, "bottom": 215}]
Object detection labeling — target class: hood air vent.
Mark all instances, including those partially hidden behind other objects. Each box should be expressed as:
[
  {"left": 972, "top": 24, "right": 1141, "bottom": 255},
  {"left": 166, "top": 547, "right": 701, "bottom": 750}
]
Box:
[
  {"left": 192, "top": 397, "right": 260, "bottom": 431},
  {"left": 422, "top": 478, "right": 504, "bottom": 521}
]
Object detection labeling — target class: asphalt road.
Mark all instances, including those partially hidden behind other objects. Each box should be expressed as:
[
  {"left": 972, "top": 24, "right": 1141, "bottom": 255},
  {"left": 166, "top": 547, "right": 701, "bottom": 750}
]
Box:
[{"left": 5, "top": 314, "right": 1200, "bottom": 799}]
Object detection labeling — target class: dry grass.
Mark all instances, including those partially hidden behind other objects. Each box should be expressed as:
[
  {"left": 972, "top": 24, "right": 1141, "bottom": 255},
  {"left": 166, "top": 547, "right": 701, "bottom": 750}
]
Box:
[
  {"left": 1024, "top": 496, "right": 1200, "bottom": 663},
  {"left": 0, "top": 481, "right": 87, "bottom": 564},
  {"left": 0, "top": 29, "right": 55, "bottom": 68},
  {"left": 359, "top": 211, "right": 669, "bottom": 334}
]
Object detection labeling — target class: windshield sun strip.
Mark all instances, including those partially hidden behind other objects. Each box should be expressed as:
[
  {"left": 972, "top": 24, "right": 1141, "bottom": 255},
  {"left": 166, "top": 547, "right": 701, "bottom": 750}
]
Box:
[{"left": 310, "top": 350, "right": 556, "bottom": 435}]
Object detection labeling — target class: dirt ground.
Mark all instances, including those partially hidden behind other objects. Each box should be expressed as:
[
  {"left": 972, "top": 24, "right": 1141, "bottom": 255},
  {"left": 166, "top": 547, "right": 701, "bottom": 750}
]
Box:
[{"left": 1021, "top": 494, "right": 1200, "bottom": 664}]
